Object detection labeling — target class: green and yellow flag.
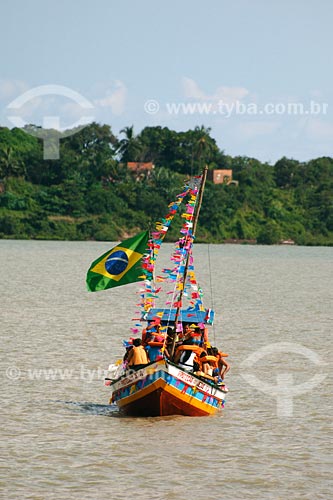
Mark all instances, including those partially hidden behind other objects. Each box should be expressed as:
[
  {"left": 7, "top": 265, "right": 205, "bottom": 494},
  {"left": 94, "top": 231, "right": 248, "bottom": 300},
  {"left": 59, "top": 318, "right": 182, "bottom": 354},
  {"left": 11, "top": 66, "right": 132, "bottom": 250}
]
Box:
[{"left": 86, "top": 230, "right": 149, "bottom": 292}]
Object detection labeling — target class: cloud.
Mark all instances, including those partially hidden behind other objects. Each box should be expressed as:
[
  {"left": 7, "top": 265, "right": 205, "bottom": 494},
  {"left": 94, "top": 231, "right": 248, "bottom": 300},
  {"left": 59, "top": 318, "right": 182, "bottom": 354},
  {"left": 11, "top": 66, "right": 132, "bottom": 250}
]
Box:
[
  {"left": 5, "top": 85, "right": 95, "bottom": 130},
  {"left": 93, "top": 80, "right": 127, "bottom": 115},
  {"left": 0, "top": 79, "right": 29, "bottom": 100},
  {"left": 182, "top": 77, "right": 249, "bottom": 103},
  {"left": 1, "top": 80, "right": 126, "bottom": 128}
]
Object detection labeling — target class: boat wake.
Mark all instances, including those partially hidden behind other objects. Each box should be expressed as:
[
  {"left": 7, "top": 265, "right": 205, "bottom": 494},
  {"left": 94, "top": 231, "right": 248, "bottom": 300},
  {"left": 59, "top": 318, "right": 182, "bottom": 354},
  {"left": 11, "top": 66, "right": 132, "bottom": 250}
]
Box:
[{"left": 55, "top": 400, "right": 120, "bottom": 417}]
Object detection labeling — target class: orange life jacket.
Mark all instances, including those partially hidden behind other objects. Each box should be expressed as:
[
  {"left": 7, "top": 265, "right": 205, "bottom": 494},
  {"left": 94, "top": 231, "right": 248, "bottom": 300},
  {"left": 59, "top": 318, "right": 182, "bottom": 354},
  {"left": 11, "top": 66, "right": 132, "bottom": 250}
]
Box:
[
  {"left": 200, "top": 355, "right": 218, "bottom": 368},
  {"left": 176, "top": 344, "right": 203, "bottom": 355},
  {"left": 217, "top": 350, "right": 229, "bottom": 358},
  {"left": 195, "top": 354, "right": 218, "bottom": 373}
]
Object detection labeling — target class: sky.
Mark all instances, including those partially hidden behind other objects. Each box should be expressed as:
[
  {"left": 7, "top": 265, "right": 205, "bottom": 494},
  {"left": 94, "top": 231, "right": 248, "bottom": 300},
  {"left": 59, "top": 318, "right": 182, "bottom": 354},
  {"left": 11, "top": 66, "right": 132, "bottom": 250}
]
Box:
[{"left": 1, "top": 0, "right": 332, "bottom": 163}]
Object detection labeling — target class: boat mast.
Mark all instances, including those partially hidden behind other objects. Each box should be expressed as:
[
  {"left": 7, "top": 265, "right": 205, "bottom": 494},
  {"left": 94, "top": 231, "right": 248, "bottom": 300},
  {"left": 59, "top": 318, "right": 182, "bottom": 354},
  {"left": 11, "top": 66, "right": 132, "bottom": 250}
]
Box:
[{"left": 169, "top": 165, "right": 208, "bottom": 358}]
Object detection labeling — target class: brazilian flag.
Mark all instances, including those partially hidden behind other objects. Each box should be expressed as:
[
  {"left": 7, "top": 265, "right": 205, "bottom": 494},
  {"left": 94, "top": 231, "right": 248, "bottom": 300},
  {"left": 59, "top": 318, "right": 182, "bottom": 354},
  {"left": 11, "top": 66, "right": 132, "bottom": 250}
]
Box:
[{"left": 86, "top": 230, "right": 149, "bottom": 292}]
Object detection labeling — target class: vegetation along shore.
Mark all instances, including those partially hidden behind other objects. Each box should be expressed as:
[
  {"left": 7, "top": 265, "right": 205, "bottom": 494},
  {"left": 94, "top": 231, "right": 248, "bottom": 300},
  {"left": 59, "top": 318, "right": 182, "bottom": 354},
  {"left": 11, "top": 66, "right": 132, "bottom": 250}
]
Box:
[{"left": 0, "top": 124, "right": 332, "bottom": 245}]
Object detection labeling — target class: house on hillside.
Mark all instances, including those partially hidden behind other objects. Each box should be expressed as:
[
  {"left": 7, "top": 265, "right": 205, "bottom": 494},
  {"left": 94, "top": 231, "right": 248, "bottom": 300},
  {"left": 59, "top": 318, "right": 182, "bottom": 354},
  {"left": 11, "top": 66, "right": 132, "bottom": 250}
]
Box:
[
  {"left": 127, "top": 162, "right": 155, "bottom": 181},
  {"left": 208, "top": 169, "right": 238, "bottom": 185}
]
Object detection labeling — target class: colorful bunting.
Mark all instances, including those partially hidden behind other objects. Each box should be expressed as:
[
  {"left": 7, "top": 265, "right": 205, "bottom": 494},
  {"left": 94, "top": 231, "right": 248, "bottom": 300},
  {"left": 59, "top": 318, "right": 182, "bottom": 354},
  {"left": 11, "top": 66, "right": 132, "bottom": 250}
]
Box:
[{"left": 128, "top": 175, "right": 207, "bottom": 332}]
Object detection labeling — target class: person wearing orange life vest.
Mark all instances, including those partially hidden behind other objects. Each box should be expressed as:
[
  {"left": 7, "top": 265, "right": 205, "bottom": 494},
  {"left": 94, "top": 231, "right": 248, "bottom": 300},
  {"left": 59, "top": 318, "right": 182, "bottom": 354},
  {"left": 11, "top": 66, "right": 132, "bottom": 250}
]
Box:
[
  {"left": 179, "top": 323, "right": 202, "bottom": 347},
  {"left": 146, "top": 327, "right": 167, "bottom": 362},
  {"left": 212, "top": 346, "right": 230, "bottom": 380},
  {"left": 174, "top": 343, "right": 203, "bottom": 371},
  {"left": 202, "top": 350, "right": 218, "bottom": 377},
  {"left": 127, "top": 338, "right": 150, "bottom": 371},
  {"left": 192, "top": 350, "right": 219, "bottom": 383},
  {"left": 178, "top": 323, "right": 194, "bottom": 343}
]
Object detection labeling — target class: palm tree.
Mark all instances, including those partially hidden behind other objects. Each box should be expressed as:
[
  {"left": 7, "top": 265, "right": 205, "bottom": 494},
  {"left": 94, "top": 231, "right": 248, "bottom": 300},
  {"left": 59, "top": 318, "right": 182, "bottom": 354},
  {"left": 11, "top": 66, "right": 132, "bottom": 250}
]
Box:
[
  {"left": 0, "top": 146, "right": 25, "bottom": 180},
  {"left": 117, "top": 126, "right": 143, "bottom": 163},
  {"left": 193, "top": 125, "right": 214, "bottom": 170}
]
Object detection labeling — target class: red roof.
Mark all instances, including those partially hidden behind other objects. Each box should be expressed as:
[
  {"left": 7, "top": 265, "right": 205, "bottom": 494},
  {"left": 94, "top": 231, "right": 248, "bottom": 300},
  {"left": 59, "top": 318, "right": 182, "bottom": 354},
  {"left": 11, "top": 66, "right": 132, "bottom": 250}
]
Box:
[{"left": 127, "top": 162, "right": 154, "bottom": 172}]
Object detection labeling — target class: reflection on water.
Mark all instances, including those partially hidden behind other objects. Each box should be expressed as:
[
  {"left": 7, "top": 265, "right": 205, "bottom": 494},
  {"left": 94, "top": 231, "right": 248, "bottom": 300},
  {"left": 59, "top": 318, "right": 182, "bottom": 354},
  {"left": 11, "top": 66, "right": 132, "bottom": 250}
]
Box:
[{"left": 1, "top": 241, "right": 332, "bottom": 500}]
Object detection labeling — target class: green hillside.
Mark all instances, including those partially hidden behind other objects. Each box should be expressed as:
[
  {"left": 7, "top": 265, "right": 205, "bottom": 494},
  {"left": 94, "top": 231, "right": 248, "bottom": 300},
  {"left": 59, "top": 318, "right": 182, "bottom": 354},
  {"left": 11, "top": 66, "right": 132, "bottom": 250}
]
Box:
[{"left": 0, "top": 123, "right": 332, "bottom": 245}]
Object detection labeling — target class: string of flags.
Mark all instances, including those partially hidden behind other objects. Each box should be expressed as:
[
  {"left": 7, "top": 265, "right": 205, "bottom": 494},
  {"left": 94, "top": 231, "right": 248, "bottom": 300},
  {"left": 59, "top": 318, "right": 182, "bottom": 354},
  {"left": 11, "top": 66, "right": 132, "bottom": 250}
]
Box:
[{"left": 129, "top": 174, "right": 205, "bottom": 334}]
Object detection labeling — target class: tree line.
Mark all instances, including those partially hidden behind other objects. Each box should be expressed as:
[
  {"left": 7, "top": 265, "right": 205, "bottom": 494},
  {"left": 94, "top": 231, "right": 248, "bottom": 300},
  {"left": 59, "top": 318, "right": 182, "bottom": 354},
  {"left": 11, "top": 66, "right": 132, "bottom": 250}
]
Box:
[{"left": 0, "top": 123, "right": 332, "bottom": 245}]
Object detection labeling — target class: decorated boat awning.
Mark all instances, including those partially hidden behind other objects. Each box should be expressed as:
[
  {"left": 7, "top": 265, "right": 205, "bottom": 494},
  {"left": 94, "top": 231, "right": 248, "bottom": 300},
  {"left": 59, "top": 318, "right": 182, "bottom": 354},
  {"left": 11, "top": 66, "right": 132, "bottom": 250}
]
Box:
[{"left": 143, "top": 307, "right": 214, "bottom": 325}]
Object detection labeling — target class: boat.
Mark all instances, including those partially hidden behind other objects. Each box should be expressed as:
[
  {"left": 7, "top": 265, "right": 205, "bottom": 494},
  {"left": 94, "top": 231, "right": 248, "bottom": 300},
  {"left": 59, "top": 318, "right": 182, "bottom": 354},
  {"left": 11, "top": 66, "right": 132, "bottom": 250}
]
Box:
[{"left": 86, "top": 166, "right": 229, "bottom": 417}]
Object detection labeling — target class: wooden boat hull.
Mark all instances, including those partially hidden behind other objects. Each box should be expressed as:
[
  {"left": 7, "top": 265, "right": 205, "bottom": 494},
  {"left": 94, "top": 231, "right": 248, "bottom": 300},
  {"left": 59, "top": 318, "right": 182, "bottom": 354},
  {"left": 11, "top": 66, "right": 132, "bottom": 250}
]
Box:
[{"left": 108, "top": 360, "right": 227, "bottom": 417}]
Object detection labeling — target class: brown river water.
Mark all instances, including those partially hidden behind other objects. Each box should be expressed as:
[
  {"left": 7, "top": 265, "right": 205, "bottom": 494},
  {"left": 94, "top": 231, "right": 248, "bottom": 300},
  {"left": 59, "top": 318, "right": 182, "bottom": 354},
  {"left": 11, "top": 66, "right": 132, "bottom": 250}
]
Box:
[{"left": 1, "top": 240, "right": 332, "bottom": 500}]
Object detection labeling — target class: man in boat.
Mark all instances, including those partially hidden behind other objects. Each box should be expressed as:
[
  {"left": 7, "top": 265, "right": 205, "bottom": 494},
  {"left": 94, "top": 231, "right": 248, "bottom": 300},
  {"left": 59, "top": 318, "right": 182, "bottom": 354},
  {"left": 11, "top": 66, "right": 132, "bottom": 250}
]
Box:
[
  {"left": 185, "top": 323, "right": 207, "bottom": 347},
  {"left": 126, "top": 338, "right": 150, "bottom": 371},
  {"left": 182, "top": 323, "right": 196, "bottom": 340},
  {"left": 212, "top": 346, "right": 230, "bottom": 380}
]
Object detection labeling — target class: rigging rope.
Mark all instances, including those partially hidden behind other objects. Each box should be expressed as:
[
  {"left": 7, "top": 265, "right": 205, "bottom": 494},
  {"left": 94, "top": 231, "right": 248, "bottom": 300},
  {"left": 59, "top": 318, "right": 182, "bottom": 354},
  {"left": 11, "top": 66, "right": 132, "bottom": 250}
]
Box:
[{"left": 207, "top": 243, "right": 216, "bottom": 346}]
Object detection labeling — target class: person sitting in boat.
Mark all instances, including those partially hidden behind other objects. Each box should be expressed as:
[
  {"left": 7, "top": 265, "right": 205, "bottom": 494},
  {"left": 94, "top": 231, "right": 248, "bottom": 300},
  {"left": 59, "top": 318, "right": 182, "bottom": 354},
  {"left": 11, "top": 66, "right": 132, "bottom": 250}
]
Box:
[
  {"left": 165, "top": 327, "right": 175, "bottom": 358},
  {"left": 183, "top": 323, "right": 196, "bottom": 340},
  {"left": 145, "top": 327, "right": 167, "bottom": 362},
  {"left": 123, "top": 340, "right": 133, "bottom": 364},
  {"left": 176, "top": 348, "right": 197, "bottom": 371},
  {"left": 188, "top": 324, "right": 202, "bottom": 345},
  {"left": 176, "top": 324, "right": 195, "bottom": 345},
  {"left": 142, "top": 321, "right": 161, "bottom": 345},
  {"left": 202, "top": 349, "right": 218, "bottom": 378},
  {"left": 212, "top": 346, "right": 230, "bottom": 380},
  {"left": 202, "top": 326, "right": 209, "bottom": 346},
  {"left": 174, "top": 343, "right": 203, "bottom": 371},
  {"left": 176, "top": 323, "right": 190, "bottom": 343},
  {"left": 193, "top": 350, "right": 220, "bottom": 384},
  {"left": 127, "top": 338, "right": 150, "bottom": 371}
]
